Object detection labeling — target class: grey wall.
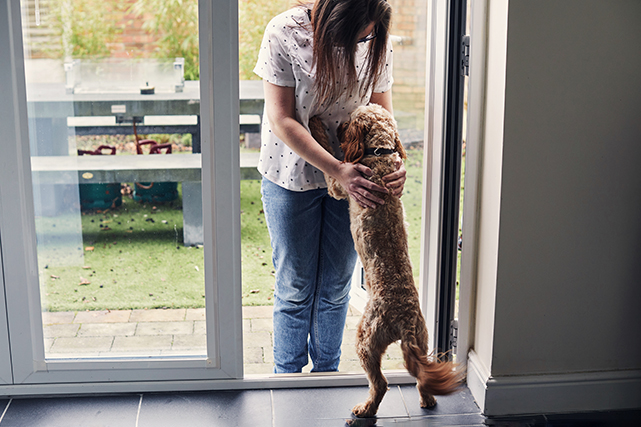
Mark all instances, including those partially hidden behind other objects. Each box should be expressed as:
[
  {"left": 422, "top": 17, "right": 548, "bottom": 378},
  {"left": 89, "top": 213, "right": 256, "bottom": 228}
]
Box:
[{"left": 493, "top": 0, "right": 641, "bottom": 376}]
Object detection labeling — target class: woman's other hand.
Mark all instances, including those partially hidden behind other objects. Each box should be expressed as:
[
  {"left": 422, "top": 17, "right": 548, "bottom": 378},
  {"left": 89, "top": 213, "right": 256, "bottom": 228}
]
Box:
[{"left": 382, "top": 158, "right": 406, "bottom": 198}]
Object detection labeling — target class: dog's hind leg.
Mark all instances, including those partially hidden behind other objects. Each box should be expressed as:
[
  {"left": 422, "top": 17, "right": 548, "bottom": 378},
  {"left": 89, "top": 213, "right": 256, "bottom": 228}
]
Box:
[
  {"left": 412, "top": 319, "right": 437, "bottom": 408},
  {"left": 353, "top": 320, "right": 390, "bottom": 418}
]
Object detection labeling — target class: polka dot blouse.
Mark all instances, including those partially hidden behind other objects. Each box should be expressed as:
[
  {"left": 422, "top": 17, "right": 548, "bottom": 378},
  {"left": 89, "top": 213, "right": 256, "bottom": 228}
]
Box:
[{"left": 253, "top": 6, "right": 394, "bottom": 192}]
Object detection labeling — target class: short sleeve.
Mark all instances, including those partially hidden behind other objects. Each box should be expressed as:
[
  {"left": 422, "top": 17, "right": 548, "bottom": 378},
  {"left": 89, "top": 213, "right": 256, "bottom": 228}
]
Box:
[
  {"left": 373, "top": 39, "right": 394, "bottom": 93},
  {"left": 253, "top": 17, "right": 296, "bottom": 87}
]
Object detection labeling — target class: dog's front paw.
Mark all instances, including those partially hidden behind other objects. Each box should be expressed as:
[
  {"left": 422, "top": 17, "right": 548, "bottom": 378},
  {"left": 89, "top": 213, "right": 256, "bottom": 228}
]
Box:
[
  {"left": 327, "top": 177, "right": 348, "bottom": 200},
  {"left": 352, "top": 402, "right": 377, "bottom": 418},
  {"left": 419, "top": 394, "right": 437, "bottom": 409}
]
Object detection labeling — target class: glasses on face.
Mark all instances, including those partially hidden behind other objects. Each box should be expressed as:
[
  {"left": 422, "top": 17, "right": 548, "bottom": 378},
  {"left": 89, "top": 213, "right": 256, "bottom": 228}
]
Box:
[{"left": 357, "top": 32, "right": 377, "bottom": 44}]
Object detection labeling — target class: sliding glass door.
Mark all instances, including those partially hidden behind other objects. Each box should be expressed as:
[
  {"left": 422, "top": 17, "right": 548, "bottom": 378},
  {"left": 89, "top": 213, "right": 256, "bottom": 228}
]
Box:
[{"left": 1, "top": 0, "right": 466, "bottom": 391}]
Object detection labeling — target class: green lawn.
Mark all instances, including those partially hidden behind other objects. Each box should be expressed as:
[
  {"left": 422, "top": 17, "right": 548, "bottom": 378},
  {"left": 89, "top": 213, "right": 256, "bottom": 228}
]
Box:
[
  {"left": 39, "top": 189, "right": 206, "bottom": 312},
  {"left": 39, "top": 149, "right": 427, "bottom": 312}
]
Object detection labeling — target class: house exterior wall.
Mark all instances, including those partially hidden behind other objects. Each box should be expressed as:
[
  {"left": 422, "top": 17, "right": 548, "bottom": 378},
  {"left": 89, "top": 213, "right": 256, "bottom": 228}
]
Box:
[{"left": 469, "top": 0, "right": 641, "bottom": 415}]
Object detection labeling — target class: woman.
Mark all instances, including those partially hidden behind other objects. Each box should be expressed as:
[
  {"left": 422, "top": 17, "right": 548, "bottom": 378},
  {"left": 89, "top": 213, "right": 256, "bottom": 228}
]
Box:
[{"left": 254, "top": 0, "right": 406, "bottom": 373}]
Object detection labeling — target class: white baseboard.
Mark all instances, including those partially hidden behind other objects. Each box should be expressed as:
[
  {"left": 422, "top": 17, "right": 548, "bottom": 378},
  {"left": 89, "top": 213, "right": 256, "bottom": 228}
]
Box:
[
  {"left": 467, "top": 350, "right": 641, "bottom": 416},
  {"left": 466, "top": 350, "right": 490, "bottom": 412}
]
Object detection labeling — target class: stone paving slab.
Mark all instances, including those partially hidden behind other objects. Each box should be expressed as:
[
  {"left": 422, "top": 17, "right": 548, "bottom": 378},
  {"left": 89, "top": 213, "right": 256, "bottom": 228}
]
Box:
[
  {"left": 171, "top": 334, "right": 206, "bottom": 350},
  {"left": 50, "top": 336, "right": 114, "bottom": 353},
  {"left": 243, "top": 346, "right": 265, "bottom": 364},
  {"left": 112, "top": 335, "right": 173, "bottom": 351},
  {"left": 42, "top": 312, "right": 75, "bottom": 325},
  {"left": 129, "top": 309, "right": 186, "bottom": 322},
  {"left": 242, "top": 306, "right": 273, "bottom": 318},
  {"left": 243, "top": 331, "right": 272, "bottom": 348},
  {"left": 73, "top": 310, "right": 131, "bottom": 324},
  {"left": 193, "top": 320, "right": 206, "bottom": 335},
  {"left": 78, "top": 323, "right": 136, "bottom": 337},
  {"left": 249, "top": 318, "right": 273, "bottom": 332},
  {"left": 44, "top": 324, "right": 80, "bottom": 338},
  {"left": 136, "top": 321, "right": 193, "bottom": 336},
  {"left": 185, "top": 308, "right": 205, "bottom": 321}
]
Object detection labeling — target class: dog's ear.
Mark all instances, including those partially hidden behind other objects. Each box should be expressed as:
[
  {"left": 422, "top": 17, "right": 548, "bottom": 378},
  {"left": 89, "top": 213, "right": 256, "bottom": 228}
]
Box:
[
  {"left": 394, "top": 130, "right": 407, "bottom": 160},
  {"left": 341, "top": 119, "right": 367, "bottom": 164},
  {"left": 336, "top": 121, "right": 349, "bottom": 144}
]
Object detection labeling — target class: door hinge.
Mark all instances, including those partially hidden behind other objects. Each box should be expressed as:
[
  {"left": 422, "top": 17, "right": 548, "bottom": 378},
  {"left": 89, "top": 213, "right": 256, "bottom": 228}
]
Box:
[
  {"left": 461, "top": 35, "right": 470, "bottom": 76},
  {"left": 450, "top": 319, "right": 459, "bottom": 355}
]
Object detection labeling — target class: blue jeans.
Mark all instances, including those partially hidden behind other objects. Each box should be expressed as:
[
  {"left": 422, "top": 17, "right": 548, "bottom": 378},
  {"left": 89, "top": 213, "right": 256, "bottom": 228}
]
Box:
[{"left": 261, "top": 178, "right": 357, "bottom": 373}]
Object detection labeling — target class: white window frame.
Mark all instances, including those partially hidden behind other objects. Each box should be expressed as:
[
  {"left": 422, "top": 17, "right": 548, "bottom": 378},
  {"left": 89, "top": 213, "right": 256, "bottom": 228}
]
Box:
[{"left": 0, "top": 0, "right": 243, "bottom": 394}]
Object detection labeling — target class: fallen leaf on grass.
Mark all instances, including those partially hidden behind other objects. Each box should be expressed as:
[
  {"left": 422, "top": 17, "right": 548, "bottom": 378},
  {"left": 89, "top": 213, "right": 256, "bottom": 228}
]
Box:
[
  {"left": 50, "top": 275, "right": 60, "bottom": 280},
  {"left": 249, "top": 289, "right": 260, "bottom": 294},
  {"left": 82, "top": 266, "right": 92, "bottom": 269},
  {"left": 79, "top": 278, "right": 91, "bottom": 286},
  {"left": 85, "top": 246, "right": 94, "bottom": 251}
]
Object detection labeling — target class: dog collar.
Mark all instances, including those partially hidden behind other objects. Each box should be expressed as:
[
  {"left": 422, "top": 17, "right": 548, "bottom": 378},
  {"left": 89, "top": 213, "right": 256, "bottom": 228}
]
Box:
[{"left": 364, "top": 147, "right": 396, "bottom": 157}]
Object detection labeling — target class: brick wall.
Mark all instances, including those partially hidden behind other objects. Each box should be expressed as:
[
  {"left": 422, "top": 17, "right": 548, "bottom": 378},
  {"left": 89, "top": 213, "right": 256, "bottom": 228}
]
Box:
[
  {"left": 388, "top": 0, "right": 429, "bottom": 130},
  {"left": 106, "top": 0, "right": 157, "bottom": 59}
]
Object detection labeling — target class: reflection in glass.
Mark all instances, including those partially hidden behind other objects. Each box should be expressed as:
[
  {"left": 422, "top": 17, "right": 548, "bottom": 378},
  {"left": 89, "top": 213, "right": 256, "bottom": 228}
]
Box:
[{"left": 21, "top": 0, "right": 205, "bottom": 359}]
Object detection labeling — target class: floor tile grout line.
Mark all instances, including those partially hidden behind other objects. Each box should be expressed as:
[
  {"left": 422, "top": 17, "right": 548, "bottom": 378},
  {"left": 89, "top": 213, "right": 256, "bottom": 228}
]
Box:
[
  {"left": 0, "top": 399, "right": 12, "bottom": 425},
  {"left": 134, "top": 394, "right": 143, "bottom": 427},
  {"left": 270, "top": 389, "right": 275, "bottom": 427},
  {"left": 396, "top": 384, "right": 411, "bottom": 418}
]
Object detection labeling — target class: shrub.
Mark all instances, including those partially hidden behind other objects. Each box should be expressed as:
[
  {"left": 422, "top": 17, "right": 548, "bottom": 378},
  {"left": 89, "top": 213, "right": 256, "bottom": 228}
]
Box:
[{"left": 130, "top": 0, "right": 200, "bottom": 80}]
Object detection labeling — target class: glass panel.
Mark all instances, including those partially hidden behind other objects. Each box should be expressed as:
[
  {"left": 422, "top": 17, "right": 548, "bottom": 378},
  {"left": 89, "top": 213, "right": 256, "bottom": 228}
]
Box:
[
  {"left": 238, "top": 0, "right": 429, "bottom": 375},
  {"left": 238, "top": 0, "right": 290, "bottom": 376},
  {"left": 21, "top": 0, "right": 205, "bottom": 359}
]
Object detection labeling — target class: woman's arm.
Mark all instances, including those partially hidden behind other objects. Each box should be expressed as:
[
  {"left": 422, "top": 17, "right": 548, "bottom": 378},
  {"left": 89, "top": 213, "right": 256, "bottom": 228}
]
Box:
[
  {"left": 263, "top": 81, "right": 389, "bottom": 208},
  {"left": 369, "top": 91, "right": 407, "bottom": 198},
  {"left": 369, "top": 90, "right": 393, "bottom": 114}
]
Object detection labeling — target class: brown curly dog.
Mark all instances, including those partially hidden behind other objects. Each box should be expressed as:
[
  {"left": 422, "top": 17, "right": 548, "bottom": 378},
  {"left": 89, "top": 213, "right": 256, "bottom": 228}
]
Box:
[{"left": 309, "top": 104, "right": 464, "bottom": 418}]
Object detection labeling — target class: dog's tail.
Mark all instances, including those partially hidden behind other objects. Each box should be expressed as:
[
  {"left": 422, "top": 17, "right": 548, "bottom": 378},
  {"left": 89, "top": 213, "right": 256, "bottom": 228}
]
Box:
[{"left": 400, "top": 329, "right": 465, "bottom": 396}]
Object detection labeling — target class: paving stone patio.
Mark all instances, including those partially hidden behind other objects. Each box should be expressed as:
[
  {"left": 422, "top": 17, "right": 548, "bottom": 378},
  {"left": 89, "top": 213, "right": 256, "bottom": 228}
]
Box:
[{"left": 42, "top": 305, "right": 405, "bottom": 374}]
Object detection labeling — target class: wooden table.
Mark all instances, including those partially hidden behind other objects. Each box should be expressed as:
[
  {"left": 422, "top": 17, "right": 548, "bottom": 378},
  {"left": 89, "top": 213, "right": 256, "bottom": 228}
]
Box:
[
  {"left": 27, "top": 80, "right": 264, "bottom": 155},
  {"left": 27, "top": 80, "right": 264, "bottom": 117},
  {"left": 27, "top": 80, "right": 265, "bottom": 246}
]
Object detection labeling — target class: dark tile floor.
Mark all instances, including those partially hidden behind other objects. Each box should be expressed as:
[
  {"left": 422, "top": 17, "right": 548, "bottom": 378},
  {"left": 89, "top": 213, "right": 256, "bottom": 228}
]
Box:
[
  {"left": 0, "top": 385, "right": 482, "bottom": 427},
  {"left": 0, "top": 385, "right": 639, "bottom": 426}
]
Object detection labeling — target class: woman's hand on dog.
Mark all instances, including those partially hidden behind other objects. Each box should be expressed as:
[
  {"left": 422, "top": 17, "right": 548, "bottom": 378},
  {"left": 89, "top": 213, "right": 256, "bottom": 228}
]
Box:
[
  {"left": 335, "top": 162, "right": 388, "bottom": 209},
  {"left": 383, "top": 159, "right": 407, "bottom": 198}
]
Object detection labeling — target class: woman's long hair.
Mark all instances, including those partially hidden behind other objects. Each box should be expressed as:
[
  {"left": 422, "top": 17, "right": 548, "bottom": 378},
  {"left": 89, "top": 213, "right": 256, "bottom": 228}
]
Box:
[{"left": 308, "top": 0, "right": 392, "bottom": 108}]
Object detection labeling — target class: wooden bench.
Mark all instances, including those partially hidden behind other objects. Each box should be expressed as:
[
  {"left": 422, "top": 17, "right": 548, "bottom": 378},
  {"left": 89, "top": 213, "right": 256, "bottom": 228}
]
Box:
[{"left": 30, "top": 153, "right": 261, "bottom": 246}]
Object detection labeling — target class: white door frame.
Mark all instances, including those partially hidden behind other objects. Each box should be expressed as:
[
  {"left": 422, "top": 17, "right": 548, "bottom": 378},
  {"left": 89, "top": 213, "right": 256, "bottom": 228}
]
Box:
[
  {"left": 0, "top": 0, "right": 458, "bottom": 394},
  {"left": 0, "top": 0, "right": 17, "bottom": 385},
  {"left": 0, "top": 236, "right": 13, "bottom": 385}
]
